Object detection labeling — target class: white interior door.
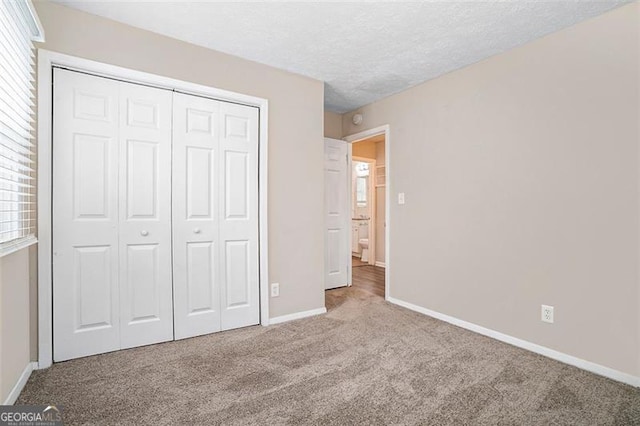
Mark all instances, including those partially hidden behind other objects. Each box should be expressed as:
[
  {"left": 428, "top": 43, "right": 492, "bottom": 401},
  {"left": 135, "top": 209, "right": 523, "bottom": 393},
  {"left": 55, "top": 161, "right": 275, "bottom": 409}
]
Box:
[
  {"left": 118, "top": 80, "right": 174, "bottom": 349},
  {"left": 218, "top": 101, "right": 259, "bottom": 330},
  {"left": 53, "top": 69, "right": 173, "bottom": 361},
  {"left": 324, "top": 138, "right": 350, "bottom": 289},
  {"left": 172, "top": 93, "right": 259, "bottom": 338},
  {"left": 172, "top": 93, "right": 221, "bottom": 339},
  {"left": 53, "top": 69, "right": 121, "bottom": 361}
]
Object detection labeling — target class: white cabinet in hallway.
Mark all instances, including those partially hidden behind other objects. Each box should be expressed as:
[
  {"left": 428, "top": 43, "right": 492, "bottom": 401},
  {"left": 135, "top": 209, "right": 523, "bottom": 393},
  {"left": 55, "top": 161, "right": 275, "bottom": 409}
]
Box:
[{"left": 52, "top": 68, "right": 259, "bottom": 361}]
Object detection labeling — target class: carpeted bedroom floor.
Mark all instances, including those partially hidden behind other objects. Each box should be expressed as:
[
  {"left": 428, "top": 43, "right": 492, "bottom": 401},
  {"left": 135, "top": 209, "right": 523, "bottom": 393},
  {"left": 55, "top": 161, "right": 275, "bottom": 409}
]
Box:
[{"left": 19, "top": 286, "right": 640, "bottom": 425}]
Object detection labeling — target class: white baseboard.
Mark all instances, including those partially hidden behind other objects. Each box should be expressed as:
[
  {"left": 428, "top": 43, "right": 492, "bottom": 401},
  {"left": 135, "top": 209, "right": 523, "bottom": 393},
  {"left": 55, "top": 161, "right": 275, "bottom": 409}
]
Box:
[
  {"left": 3, "top": 361, "right": 37, "bottom": 405},
  {"left": 375, "top": 261, "right": 386, "bottom": 268},
  {"left": 269, "top": 307, "right": 327, "bottom": 325},
  {"left": 387, "top": 297, "right": 640, "bottom": 388}
]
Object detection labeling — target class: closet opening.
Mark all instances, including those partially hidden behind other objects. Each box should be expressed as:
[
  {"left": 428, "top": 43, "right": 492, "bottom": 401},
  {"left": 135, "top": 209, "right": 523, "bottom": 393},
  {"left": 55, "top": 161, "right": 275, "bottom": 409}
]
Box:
[{"left": 37, "top": 51, "right": 269, "bottom": 367}]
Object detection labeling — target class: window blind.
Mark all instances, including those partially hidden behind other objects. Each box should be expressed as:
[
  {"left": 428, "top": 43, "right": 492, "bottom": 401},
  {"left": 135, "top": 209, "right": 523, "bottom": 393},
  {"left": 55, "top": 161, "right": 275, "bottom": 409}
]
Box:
[{"left": 0, "top": 0, "right": 43, "bottom": 253}]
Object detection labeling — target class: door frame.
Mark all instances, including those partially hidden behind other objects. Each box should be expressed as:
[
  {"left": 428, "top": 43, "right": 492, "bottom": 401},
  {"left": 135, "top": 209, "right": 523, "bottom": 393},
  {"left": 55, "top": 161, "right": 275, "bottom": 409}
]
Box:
[
  {"left": 351, "top": 156, "right": 376, "bottom": 266},
  {"left": 37, "top": 49, "right": 270, "bottom": 369},
  {"left": 344, "top": 125, "right": 390, "bottom": 300}
]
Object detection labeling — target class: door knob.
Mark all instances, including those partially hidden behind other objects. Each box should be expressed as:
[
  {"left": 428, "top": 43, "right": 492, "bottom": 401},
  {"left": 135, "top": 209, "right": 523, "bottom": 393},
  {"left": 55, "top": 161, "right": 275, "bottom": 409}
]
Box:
[
  {"left": 193, "top": 228, "right": 201, "bottom": 234},
  {"left": 140, "top": 230, "right": 149, "bottom": 237}
]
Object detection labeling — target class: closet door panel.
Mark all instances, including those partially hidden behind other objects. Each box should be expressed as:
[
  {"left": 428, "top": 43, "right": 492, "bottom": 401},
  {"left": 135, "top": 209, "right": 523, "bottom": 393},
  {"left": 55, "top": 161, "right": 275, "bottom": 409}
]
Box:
[
  {"left": 53, "top": 69, "right": 121, "bottom": 361},
  {"left": 219, "top": 102, "right": 259, "bottom": 330},
  {"left": 118, "top": 83, "right": 174, "bottom": 349},
  {"left": 172, "top": 93, "right": 222, "bottom": 339}
]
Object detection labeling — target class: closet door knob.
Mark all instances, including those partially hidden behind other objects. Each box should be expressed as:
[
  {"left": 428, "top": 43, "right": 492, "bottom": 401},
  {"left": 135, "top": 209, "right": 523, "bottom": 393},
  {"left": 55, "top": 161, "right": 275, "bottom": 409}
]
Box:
[
  {"left": 194, "top": 228, "right": 201, "bottom": 234},
  {"left": 140, "top": 230, "right": 149, "bottom": 237}
]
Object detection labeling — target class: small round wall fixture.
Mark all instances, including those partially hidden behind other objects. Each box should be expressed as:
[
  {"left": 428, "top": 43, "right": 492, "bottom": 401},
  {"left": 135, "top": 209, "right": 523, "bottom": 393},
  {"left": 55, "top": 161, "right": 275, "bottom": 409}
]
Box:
[{"left": 352, "top": 113, "right": 363, "bottom": 125}]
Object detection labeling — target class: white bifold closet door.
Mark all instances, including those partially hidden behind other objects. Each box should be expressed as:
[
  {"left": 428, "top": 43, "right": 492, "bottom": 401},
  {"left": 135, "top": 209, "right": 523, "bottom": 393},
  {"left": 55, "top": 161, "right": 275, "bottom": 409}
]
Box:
[
  {"left": 53, "top": 69, "right": 174, "bottom": 361},
  {"left": 172, "top": 93, "right": 259, "bottom": 339}
]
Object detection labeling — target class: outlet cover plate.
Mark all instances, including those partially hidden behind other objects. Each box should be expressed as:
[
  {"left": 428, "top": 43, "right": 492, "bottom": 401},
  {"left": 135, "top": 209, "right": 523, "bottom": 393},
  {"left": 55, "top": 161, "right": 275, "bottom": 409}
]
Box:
[
  {"left": 541, "top": 304, "right": 554, "bottom": 323},
  {"left": 271, "top": 283, "right": 280, "bottom": 298}
]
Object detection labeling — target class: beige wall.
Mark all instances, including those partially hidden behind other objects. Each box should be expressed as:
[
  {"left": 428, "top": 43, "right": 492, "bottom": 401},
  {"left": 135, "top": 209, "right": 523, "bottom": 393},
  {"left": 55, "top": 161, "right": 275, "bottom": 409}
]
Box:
[
  {"left": 324, "top": 111, "right": 342, "bottom": 139},
  {"left": 34, "top": 0, "right": 326, "bottom": 322},
  {"left": 0, "top": 248, "right": 32, "bottom": 402},
  {"left": 352, "top": 139, "right": 376, "bottom": 159},
  {"left": 344, "top": 3, "right": 640, "bottom": 376}
]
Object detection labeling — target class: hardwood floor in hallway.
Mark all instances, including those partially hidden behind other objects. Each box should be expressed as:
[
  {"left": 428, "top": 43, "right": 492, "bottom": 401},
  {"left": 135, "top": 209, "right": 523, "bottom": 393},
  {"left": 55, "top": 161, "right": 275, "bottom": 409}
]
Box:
[
  {"left": 351, "top": 264, "right": 385, "bottom": 298},
  {"left": 351, "top": 256, "right": 368, "bottom": 267}
]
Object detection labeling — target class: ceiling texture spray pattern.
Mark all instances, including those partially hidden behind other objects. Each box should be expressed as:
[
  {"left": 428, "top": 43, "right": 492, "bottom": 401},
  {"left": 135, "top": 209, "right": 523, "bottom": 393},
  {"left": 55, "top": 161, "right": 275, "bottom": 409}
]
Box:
[{"left": 55, "top": 0, "right": 630, "bottom": 113}]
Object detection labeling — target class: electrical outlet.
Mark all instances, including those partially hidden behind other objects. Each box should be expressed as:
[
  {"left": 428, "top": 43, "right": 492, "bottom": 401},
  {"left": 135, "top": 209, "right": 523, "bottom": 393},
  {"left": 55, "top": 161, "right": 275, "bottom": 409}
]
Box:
[
  {"left": 271, "top": 283, "right": 280, "bottom": 298},
  {"left": 541, "top": 305, "right": 554, "bottom": 323},
  {"left": 398, "top": 192, "right": 405, "bottom": 205}
]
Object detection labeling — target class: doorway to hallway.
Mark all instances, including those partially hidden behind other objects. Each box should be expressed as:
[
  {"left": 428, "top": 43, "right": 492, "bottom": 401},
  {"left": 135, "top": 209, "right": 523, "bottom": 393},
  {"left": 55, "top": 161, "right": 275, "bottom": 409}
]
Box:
[{"left": 324, "top": 125, "right": 390, "bottom": 305}]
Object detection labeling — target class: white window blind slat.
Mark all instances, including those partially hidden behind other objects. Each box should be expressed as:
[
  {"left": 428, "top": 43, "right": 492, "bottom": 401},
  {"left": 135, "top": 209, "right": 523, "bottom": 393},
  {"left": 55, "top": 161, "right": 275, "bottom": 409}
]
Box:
[
  {"left": 0, "top": 98, "right": 34, "bottom": 135},
  {"left": 0, "top": 36, "right": 35, "bottom": 84},
  {"left": 0, "top": 192, "right": 35, "bottom": 199},
  {"left": 0, "top": 147, "right": 34, "bottom": 169},
  {"left": 6, "top": 1, "right": 37, "bottom": 43},
  {"left": 0, "top": 177, "right": 34, "bottom": 189},
  {"left": 0, "top": 155, "right": 35, "bottom": 174},
  {"left": 0, "top": 84, "right": 34, "bottom": 122},
  {"left": 0, "top": 110, "right": 33, "bottom": 141},
  {"left": 0, "top": 55, "right": 36, "bottom": 105},
  {"left": 1, "top": 3, "right": 34, "bottom": 57},
  {"left": 0, "top": 131, "right": 36, "bottom": 156},
  {"left": 0, "top": 141, "right": 34, "bottom": 167},
  {"left": 0, "top": 17, "right": 34, "bottom": 83},
  {"left": 0, "top": 165, "right": 34, "bottom": 181}
]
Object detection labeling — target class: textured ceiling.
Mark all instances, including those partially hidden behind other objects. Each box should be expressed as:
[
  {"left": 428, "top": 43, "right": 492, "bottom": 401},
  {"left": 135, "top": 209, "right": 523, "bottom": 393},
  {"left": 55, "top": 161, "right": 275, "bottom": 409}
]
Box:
[{"left": 53, "top": 1, "right": 631, "bottom": 113}]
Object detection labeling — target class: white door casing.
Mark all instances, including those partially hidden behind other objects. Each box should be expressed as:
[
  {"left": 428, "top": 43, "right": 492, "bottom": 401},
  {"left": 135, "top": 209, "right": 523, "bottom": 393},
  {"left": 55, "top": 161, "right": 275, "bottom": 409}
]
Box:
[{"left": 324, "top": 138, "right": 350, "bottom": 289}]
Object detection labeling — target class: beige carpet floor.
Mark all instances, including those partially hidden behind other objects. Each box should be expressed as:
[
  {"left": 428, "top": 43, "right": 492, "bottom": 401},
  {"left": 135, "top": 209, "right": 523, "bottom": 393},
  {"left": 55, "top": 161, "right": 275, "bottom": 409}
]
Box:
[{"left": 19, "top": 286, "right": 640, "bottom": 425}]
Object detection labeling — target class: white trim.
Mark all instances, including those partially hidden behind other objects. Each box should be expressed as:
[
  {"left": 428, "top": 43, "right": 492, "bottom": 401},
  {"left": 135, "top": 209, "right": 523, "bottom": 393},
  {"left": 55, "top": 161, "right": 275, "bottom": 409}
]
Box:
[
  {"left": 37, "top": 49, "right": 269, "bottom": 367},
  {"left": 375, "top": 261, "right": 386, "bottom": 268},
  {"left": 259, "top": 102, "right": 270, "bottom": 327},
  {"left": 344, "top": 125, "right": 391, "bottom": 300},
  {"left": 25, "top": 0, "right": 45, "bottom": 42},
  {"left": 269, "top": 307, "right": 327, "bottom": 325},
  {"left": 3, "top": 362, "right": 37, "bottom": 405},
  {"left": 387, "top": 297, "right": 640, "bottom": 388},
  {"left": 347, "top": 142, "right": 353, "bottom": 286},
  {"left": 0, "top": 235, "right": 37, "bottom": 259}
]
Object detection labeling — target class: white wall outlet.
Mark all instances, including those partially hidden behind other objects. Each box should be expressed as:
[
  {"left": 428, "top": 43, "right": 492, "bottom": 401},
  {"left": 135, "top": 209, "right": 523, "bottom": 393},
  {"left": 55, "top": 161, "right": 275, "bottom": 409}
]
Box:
[
  {"left": 271, "top": 283, "right": 280, "bottom": 298},
  {"left": 398, "top": 192, "right": 405, "bottom": 205},
  {"left": 541, "top": 305, "right": 554, "bottom": 323}
]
